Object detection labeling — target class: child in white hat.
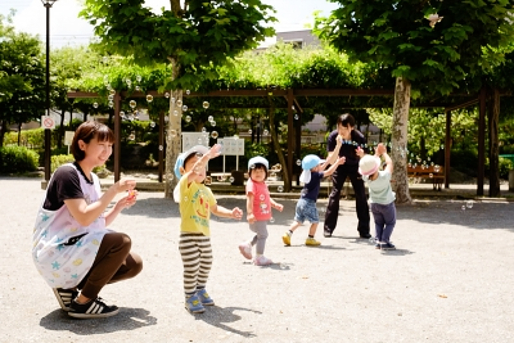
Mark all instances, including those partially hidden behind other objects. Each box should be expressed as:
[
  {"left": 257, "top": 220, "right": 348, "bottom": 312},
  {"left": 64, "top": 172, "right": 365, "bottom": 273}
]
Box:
[
  {"left": 282, "top": 137, "right": 345, "bottom": 246},
  {"left": 358, "top": 143, "right": 397, "bottom": 250},
  {"left": 239, "top": 156, "right": 283, "bottom": 266}
]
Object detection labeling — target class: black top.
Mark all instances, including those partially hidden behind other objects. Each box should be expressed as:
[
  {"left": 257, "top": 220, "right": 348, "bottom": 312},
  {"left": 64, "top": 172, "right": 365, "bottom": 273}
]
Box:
[
  {"left": 43, "top": 162, "right": 90, "bottom": 211},
  {"left": 326, "top": 129, "right": 368, "bottom": 167}
]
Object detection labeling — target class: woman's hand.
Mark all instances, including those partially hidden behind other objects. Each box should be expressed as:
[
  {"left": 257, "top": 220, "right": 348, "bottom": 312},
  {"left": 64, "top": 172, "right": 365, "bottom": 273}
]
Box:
[
  {"left": 117, "top": 190, "right": 138, "bottom": 210},
  {"left": 115, "top": 178, "right": 137, "bottom": 193}
]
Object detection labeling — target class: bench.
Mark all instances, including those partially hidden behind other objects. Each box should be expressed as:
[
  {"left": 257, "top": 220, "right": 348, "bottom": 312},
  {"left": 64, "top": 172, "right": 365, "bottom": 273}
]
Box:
[{"left": 407, "top": 164, "right": 444, "bottom": 190}]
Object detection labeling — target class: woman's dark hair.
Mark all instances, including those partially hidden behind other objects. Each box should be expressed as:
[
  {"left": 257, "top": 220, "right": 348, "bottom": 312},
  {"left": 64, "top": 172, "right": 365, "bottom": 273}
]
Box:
[
  {"left": 248, "top": 163, "right": 268, "bottom": 180},
  {"left": 71, "top": 121, "right": 115, "bottom": 161},
  {"left": 337, "top": 113, "right": 355, "bottom": 128}
]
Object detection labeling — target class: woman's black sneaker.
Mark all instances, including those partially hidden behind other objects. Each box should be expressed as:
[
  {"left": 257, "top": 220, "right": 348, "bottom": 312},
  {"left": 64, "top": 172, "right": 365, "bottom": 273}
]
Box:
[
  {"left": 68, "top": 297, "right": 119, "bottom": 319},
  {"left": 381, "top": 242, "right": 396, "bottom": 250},
  {"left": 53, "top": 288, "right": 79, "bottom": 312}
]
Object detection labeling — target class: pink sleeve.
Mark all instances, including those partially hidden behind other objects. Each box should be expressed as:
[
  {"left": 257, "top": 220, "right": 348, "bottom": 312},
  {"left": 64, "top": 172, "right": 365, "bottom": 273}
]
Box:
[{"left": 246, "top": 179, "right": 254, "bottom": 195}]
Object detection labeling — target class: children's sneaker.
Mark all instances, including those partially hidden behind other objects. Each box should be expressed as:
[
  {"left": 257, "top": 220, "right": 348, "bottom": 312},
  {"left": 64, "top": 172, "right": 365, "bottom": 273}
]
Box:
[
  {"left": 381, "top": 242, "right": 396, "bottom": 250},
  {"left": 253, "top": 255, "right": 273, "bottom": 266},
  {"left": 68, "top": 297, "right": 119, "bottom": 319},
  {"left": 282, "top": 231, "right": 291, "bottom": 246},
  {"left": 238, "top": 243, "right": 252, "bottom": 260},
  {"left": 185, "top": 295, "right": 205, "bottom": 314},
  {"left": 305, "top": 237, "right": 321, "bottom": 246},
  {"left": 196, "top": 289, "right": 214, "bottom": 306},
  {"left": 53, "top": 288, "right": 79, "bottom": 312}
]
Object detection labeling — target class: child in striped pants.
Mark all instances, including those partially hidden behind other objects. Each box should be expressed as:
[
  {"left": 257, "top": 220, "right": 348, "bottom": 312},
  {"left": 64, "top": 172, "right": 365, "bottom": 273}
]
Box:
[{"left": 174, "top": 144, "right": 243, "bottom": 314}]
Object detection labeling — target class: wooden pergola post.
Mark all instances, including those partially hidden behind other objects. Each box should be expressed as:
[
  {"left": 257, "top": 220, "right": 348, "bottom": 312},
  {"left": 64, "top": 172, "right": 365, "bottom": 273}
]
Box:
[
  {"left": 286, "top": 89, "right": 294, "bottom": 191},
  {"left": 444, "top": 109, "right": 451, "bottom": 189},
  {"left": 477, "top": 87, "right": 487, "bottom": 196}
]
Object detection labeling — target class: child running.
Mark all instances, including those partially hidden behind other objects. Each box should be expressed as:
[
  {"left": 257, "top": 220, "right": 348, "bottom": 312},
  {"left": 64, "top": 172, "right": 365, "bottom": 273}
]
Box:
[
  {"left": 282, "top": 136, "right": 345, "bottom": 246},
  {"left": 174, "top": 144, "right": 243, "bottom": 314},
  {"left": 358, "top": 143, "right": 397, "bottom": 250},
  {"left": 238, "top": 156, "right": 283, "bottom": 266}
]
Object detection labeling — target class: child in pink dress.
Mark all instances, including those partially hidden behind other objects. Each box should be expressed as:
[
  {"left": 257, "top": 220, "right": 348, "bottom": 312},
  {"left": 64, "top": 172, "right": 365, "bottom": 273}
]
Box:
[{"left": 238, "top": 156, "right": 283, "bottom": 266}]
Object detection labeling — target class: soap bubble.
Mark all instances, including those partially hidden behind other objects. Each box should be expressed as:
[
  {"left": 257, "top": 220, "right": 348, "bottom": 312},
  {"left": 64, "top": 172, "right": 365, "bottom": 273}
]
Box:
[
  {"left": 93, "top": 102, "right": 99, "bottom": 109},
  {"left": 466, "top": 200, "right": 474, "bottom": 209},
  {"left": 129, "top": 100, "right": 137, "bottom": 108},
  {"left": 146, "top": 94, "right": 154, "bottom": 103},
  {"left": 277, "top": 185, "right": 284, "bottom": 192},
  {"left": 208, "top": 115, "right": 214, "bottom": 122},
  {"left": 296, "top": 159, "right": 301, "bottom": 166},
  {"left": 203, "top": 101, "right": 210, "bottom": 109},
  {"left": 211, "top": 131, "right": 219, "bottom": 139},
  {"left": 229, "top": 176, "right": 235, "bottom": 183},
  {"left": 185, "top": 115, "right": 191, "bottom": 122}
]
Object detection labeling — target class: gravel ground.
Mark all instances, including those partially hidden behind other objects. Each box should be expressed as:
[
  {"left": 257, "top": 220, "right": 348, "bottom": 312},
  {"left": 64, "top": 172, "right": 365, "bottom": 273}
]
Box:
[{"left": 2, "top": 176, "right": 514, "bottom": 343}]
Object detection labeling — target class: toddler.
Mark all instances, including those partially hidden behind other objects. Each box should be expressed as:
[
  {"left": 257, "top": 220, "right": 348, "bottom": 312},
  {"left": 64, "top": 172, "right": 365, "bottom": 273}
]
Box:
[
  {"left": 358, "top": 143, "right": 396, "bottom": 250},
  {"left": 238, "top": 156, "right": 283, "bottom": 266},
  {"left": 174, "top": 144, "right": 243, "bottom": 313}
]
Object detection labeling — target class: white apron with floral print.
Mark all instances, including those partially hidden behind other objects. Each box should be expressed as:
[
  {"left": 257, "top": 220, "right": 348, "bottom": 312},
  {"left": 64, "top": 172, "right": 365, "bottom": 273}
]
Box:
[{"left": 32, "top": 163, "right": 110, "bottom": 289}]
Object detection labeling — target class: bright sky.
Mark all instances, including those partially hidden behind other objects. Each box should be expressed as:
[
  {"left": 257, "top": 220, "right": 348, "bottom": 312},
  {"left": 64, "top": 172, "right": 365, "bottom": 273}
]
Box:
[{"left": 0, "top": 0, "right": 338, "bottom": 48}]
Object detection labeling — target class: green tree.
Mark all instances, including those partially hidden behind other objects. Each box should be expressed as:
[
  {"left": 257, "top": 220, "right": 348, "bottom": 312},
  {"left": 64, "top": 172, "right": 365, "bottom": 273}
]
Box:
[
  {"left": 0, "top": 13, "right": 46, "bottom": 147},
  {"left": 316, "top": 1, "right": 514, "bottom": 203},
  {"left": 80, "top": 0, "right": 276, "bottom": 198}
]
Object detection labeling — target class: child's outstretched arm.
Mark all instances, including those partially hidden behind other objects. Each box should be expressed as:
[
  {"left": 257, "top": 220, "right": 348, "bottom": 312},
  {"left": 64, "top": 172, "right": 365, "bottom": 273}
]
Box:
[
  {"left": 184, "top": 144, "right": 222, "bottom": 183},
  {"left": 270, "top": 198, "right": 283, "bottom": 212},
  {"left": 211, "top": 204, "right": 243, "bottom": 220},
  {"left": 323, "top": 156, "right": 346, "bottom": 177},
  {"left": 376, "top": 143, "right": 393, "bottom": 174}
]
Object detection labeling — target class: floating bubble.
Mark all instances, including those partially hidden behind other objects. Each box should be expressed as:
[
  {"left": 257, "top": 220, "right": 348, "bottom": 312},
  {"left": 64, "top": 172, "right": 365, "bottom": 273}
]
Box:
[
  {"left": 170, "top": 129, "right": 177, "bottom": 137},
  {"left": 440, "top": 144, "right": 444, "bottom": 150},
  {"left": 203, "top": 101, "right": 210, "bottom": 109},
  {"left": 172, "top": 110, "right": 178, "bottom": 116},
  {"left": 248, "top": 129, "right": 252, "bottom": 134},
  {"left": 263, "top": 130, "right": 269, "bottom": 136},
  {"left": 108, "top": 94, "right": 114, "bottom": 101},
  {"left": 277, "top": 185, "right": 284, "bottom": 192},
  {"left": 182, "top": 105, "right": 188, "bottom": 112},
  {"left": 150, "top": 121, "right": 156, "bottom": 128},
  {"left": 275, "top": 164, "right": 282, "bottom": 172},
  {"left": 108, "top": 100, "right": 114, "bottom": 108},
  {"left": 208, "top": 115, "right": 214, "bottom": 122},
  {"left": 158, "top": 145, "right": 163, "bottom": 151},
  {"left": 164, "top": 116, "right": 169, "bottom": 122},
  {"left": 294, "top": 114, "right": 299, "bottom": 120},
  {"left": 146, "top": 94, "right": 154, "bottom": 103},
  {"left": 466, "top": 200, "right": 474, "bottom": 209},
  {"left": 202, "top": 127, "right": 207, "bottom": 133},
  {"left": 167, "top": 173, "right": 174, "bottom": 181},
  {"left": 135, "top": 86, "right": 140, "bottom": 91},
  {"left": 176, "top": 99, "right": 183, "bottom": 107},
  {"left": 185, "top": 115, "right": 192, "bottom": 122},
  {"left": 211, "top": 120, "right": 216, "bottom": 127},
  {"left": 136, "top": 75, "right": 142, "bottom": 82},
  {"left": 106, "top": 84, "right": 113, "bottom": 91},
  {"left": 429, "top": 173, "right": 433, "bottom": 178},
  {"left": 461, "top": 205, "right": 466, "bottom": 211},
  {"left": 126, "top": 79, "right": 132, "bottom": 86},
  {"left": 434, "top": 165, "right": 441, "bottom": 173},
  {"left": 128, "top": 133, "right": 135, "bottom": 141},
  {"left": 296, "top": 159, "right": 301, "bottom": 166},
  {"left": 120, "top": 111, "right": 126, "bottom": 118},
  {"left": 165, "top": 92, "right": 170, "bottom": 99},
  {"left": 109, "top": 89, "right": 116, "bottom": 96},
  {"left": 269, "top": 217, "right": 275, "bottom": 223},
  {"left": 211, "top": 131, "right": 219, "bottom": 139},
  {"left": 129, "top": 100, "right": 137, "bottom": 108},
  {"left": 171, "top": 97, "right": 176, "bottom": 103},
  {"left": 205, "top": 176, "right": 212, "bottom": 185},
  {"left": 186, "top": 90, "right": 191, "bottom": 95},
  {"left": 93, "top": 102, "right": 99, "bottom": 109},
  {"left": 229, "top": 176, "right": 235, "bottom": 183}
]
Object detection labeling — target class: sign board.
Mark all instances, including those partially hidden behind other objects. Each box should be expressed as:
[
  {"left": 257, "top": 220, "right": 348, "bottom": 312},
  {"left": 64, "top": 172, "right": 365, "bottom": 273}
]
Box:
[
  {"left": 64, "top": 131, "right": 75, "bottom": 146},
  {"left": 181, "top": 132, "right": 209, "bottom": 152},
  {"left": 218, "top": 137, "right": 244, "bottom": 156},
  {"left": 41, "top": 116, "right": 55, "bottom": 130}
]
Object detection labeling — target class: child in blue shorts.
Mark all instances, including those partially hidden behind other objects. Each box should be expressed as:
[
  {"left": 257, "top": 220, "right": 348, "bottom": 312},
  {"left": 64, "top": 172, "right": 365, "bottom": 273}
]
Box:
[{"left": 282, "top": 137, "right": 345, "bottom": 246}]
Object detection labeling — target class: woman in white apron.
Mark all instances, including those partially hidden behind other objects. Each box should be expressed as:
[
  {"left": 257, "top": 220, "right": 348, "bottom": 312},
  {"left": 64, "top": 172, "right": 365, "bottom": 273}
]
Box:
[{"left": 32, "top": 121, "right": 143, "bottom": 319}]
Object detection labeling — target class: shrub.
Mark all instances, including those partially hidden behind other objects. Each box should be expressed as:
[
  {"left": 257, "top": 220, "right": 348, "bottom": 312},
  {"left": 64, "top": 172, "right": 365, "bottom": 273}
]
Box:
[
  {"left": 51, "top": 154, "right": 74, "bottom": 173},
  {"left": 0, "top": 145, "right": 39, "bottom": 174}
]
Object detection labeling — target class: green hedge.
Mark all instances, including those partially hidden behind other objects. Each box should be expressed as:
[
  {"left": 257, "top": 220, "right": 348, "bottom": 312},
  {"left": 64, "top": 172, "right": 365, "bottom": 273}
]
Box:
[{"left": 0, "top": 145, "right": 39, "bottom": 174}]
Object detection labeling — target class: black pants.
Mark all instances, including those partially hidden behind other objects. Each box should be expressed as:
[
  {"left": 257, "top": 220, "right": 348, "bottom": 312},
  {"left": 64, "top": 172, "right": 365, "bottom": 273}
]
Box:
[{"left": 324, "top": 166, "right": 370, "bottom": 236}]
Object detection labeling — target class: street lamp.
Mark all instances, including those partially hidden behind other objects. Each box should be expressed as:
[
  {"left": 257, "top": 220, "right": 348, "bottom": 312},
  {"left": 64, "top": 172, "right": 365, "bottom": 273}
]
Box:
[{"left": 42, "top": 0, "right": 57, "bottom": 182}]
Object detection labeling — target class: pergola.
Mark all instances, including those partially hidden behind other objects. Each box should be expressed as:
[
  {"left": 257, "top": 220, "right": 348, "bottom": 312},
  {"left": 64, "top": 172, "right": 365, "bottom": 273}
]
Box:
[{"left": 67, "top": 87, "right": 492, "bottom": 195}]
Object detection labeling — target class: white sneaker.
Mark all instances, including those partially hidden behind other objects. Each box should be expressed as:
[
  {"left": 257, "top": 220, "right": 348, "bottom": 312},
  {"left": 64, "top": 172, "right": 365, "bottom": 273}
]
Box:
[
  {"left": 238, "top": 243, "right": 252, "bottom": 260},
  {"left": 253, "top": 255, "right": 273, "bottom": 266}
]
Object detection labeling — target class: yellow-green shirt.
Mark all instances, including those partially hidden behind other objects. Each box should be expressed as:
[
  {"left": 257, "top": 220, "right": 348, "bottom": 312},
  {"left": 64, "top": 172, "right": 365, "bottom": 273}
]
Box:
[{"left": 179, "top": 175, "right": 216, "bottom": 236}]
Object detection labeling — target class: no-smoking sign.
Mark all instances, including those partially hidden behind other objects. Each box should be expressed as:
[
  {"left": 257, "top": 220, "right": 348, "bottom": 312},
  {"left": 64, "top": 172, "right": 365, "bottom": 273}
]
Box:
[{"left": 41, "top": 116, "right": 55, "bottom": 130}]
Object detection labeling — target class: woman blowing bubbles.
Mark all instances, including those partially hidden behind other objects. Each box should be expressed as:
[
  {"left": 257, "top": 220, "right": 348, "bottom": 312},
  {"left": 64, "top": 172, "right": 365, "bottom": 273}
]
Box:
[{"left": 32, "top": 121, "right": 143, "bottom": 319}]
